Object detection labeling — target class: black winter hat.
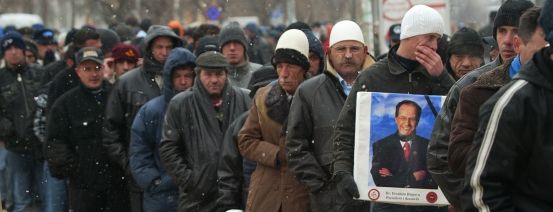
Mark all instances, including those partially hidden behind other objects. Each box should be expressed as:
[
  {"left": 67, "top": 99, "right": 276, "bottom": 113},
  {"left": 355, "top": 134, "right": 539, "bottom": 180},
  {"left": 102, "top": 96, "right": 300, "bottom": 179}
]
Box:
[
  {"left": 1, "top": 31, "right": 26, "bottom": 53},
  {"left": 539, "top": 0, "right": 553, "bottom": 42},
  {"left": 113, "top": 24, "right": 135, "bottom": 42},
  {"left": 448, "top": 27, "right": 484, "bottom": 57},
  {"left": 493, "top": 0, "right": 534, "bottom": 39},
  {"left": 247, "top": 65, "right": 278, "bottom": 98},
  {"left": 194, "top": 35, "right": 219, "bottom": 57},
  {"left": 285, "top": 21, "right": 311, "bottom": 31},
  {"left": 219, "top": 23, "right": 249, "bottom": 51},
  {"left": 97, "top": 28, "right": 121, "bottom": 55},
  {"left": 32, "top": 28, "right": 56, "bottom": 45},
  {"left": 24, "top": 39, "right": 38, "bottom": 58}
]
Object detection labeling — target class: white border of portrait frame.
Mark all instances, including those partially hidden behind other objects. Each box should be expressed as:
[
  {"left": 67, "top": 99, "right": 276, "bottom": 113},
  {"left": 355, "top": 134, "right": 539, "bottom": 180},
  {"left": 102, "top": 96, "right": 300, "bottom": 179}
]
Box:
[{"left": 353, "top": 92, "right": 449, "bottom": 206}]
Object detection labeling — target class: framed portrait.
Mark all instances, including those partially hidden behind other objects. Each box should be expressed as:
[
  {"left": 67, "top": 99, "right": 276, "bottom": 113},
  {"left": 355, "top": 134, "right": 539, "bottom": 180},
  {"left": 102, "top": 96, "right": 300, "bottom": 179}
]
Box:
[{"left": 353, "top": 92, "right": 449, "bottom": 206}]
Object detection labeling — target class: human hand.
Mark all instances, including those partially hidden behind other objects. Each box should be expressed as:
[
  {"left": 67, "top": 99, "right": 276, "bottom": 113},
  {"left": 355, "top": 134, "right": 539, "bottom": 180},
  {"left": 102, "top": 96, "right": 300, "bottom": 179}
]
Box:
[
  {"left": 379, "top": 168, "right": 393, "bottom": 177},
  {"left": 413, "top": 170, "right": 427, "bottom": 181},
  {"left": 415, "top": 45, "right": 444, "bottom": 77},
  {"left": 335, "top": 172, "right": 360, "bottom": 199}
]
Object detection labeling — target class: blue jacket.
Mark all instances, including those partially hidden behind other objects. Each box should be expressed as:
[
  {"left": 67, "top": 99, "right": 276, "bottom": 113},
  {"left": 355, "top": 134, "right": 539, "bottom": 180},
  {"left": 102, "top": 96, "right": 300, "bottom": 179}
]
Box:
[{"left": 129, "top": 47, "right": 196, "bottom": 211}]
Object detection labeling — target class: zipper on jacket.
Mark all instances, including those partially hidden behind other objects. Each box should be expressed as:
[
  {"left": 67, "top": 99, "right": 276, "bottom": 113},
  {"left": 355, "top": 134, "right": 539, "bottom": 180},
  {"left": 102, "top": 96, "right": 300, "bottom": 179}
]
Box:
[
  {"left": 18, "top": 73, "right": 31, "bottom": 116},
  {"left": 408, "top": 73, "right": 413, "bottom": 94}
]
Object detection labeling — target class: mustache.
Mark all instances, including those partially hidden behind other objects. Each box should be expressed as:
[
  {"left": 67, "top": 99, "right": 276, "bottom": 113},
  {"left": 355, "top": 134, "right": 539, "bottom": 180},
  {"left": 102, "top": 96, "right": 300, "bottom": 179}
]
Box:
[{"left": 340, "top": 58, "right": 357, "bottom": 65}]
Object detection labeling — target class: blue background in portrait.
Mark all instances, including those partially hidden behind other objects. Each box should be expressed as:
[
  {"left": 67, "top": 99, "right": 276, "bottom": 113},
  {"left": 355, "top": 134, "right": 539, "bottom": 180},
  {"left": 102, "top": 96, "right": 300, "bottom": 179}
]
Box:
[{"left": 368, "top": 93, "right": 443, "bottom": 158}]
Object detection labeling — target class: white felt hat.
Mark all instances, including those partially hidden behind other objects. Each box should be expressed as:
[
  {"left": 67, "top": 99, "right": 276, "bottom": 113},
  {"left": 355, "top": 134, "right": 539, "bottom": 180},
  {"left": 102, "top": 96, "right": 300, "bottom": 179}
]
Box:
[
  {"left": 329, "top": 20, "right": 365, "bottom": 47},
  {"left": 400, "top": 5, "right": 445, "bottom": 40}
]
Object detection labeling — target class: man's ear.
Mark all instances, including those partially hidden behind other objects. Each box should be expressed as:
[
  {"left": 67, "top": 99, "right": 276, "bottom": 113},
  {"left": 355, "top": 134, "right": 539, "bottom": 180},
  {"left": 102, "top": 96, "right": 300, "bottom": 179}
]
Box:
[
  {"left": 513, "top": 35, "right": 522, "bottom": 54},
  {"left": 74, "top": 66, "right": 83, "bottom": 79}
]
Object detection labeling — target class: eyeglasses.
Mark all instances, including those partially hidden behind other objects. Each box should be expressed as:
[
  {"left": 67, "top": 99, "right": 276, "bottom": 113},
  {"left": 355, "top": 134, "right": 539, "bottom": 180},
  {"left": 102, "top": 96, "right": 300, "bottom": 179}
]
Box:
[
  {"left": 331, "top": 45, "right": 364, "bottom": 54},
  {"left": 80, "top": 65, "right": 103, "bottom": 73}
]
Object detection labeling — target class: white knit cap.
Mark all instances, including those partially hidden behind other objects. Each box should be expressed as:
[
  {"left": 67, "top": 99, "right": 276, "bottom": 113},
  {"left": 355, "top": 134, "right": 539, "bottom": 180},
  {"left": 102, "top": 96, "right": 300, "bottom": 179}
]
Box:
[
  {"left": 329, "top": 20, "right": 365, "bottom": 47},
  {"left": 275, "top": 29, "right": 309, "bottom": 59},
  {"left": 400, "top": 5, "right": 445, "bottom": 40}
]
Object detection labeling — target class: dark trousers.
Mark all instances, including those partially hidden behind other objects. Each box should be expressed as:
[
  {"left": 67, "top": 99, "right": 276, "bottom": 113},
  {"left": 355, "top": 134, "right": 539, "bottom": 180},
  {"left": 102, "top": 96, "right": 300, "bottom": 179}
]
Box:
[
  {"left": 128, "top": 179, "right": 143, "bottom": 212},
  {"left": 69, "top": 184, "right": 130, "bottom": 212}
]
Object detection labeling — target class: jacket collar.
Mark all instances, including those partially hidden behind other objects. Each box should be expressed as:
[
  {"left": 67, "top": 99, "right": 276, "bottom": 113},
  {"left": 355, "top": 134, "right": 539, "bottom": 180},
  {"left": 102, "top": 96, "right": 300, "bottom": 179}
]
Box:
[
  {"left": 142, "top": 56, "right": 164, "bottom": 75},
  {"left": 515, "top": 47, "right": 553, "bottom": 91},
  {"left": 324, "top": 53, "right": 375, "bottom": 80},
  {"left": 472, "top": 58, "right": 513, "bottom": 88},
  {"left": 228, "top": 61, "right": 251, "bottom": 78}
]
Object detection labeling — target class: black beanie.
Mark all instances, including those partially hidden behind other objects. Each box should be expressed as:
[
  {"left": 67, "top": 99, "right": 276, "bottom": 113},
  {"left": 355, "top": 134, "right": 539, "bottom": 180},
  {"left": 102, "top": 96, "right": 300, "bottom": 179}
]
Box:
[
  {"left": 493, "top": 0, "right": 534, "bottom": 39},
  {"left": 448, "top": 27, "right": 484, "bottom": 57},
  {"left": 1, "top": 31, "right": 26, "bottom": 53},
  {"left": 285, "top": 21, "right": 311, "bottom": 31},
  {"left": 195, "top": 35, "right": 219, "bottom": 57},
  {"left": 219, "top": 23, "right": 249, "bottom": 51},
  {"left": 539, "top": 0, "right": 553, "bottom": 42},
  {"left": 247, "top": 65, "right": 278, "bottom": 98}
]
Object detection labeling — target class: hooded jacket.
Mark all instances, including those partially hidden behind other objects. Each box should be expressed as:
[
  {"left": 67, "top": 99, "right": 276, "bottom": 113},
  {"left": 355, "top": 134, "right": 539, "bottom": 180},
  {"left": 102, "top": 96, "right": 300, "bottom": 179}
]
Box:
[
  {"left": 303, "top": 29, "right": 325, "bottom": 75},
  {"left": 159, "top": 77, "right": 250, "bottom": 211},
  {"left": 0, "top": 64, "right": 42, "bottom": 155},
  {"left": 103, "top": 26, "right": 182, "bottom": 175},
  {"left": 462, "top": 47, "right": 553, "bottom": 212},
  {"left": 129, "top": 48, "right": 195, "bottom": 211},
  {"left": 427, "top": 58, "right": 501, "bottom": 207}
]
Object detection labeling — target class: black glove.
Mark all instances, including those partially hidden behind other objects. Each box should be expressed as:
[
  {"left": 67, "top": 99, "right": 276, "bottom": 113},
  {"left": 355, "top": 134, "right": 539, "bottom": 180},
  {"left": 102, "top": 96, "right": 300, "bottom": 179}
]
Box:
[{"left": 335, "top": 172, "right": 359, "bottom": 199}]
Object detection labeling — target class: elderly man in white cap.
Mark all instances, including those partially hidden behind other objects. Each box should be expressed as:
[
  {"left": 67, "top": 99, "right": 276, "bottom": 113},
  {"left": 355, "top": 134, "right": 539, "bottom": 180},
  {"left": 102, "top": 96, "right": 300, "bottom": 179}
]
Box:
[
  {"left": 332, "top": 5, "right": 454, "bottom": 212},
  {"left": 238, "top": 29, "right": 312, "bottom": 212},
  {"left": 286, "top": 20, "right": 375, "bottom": 211}
]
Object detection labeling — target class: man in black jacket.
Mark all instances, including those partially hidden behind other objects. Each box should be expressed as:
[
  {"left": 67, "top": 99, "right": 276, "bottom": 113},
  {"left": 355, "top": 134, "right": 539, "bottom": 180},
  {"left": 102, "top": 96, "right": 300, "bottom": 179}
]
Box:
[
  {"left": 0, "top": 31, "right": 43, "bottom": 211},
  {"left": 160, "top": 51, "right": 250, "bottom": 211},
  {"left": 286, "top": 20, "right": 375, "bottom": 212},
  {"left": 46, "top": 47, "right": 128, "bottom": 211},
  {"left": 332, "top": 5, "right": 453, "bottom": 212},
  {"left": 462, "top": 2, "right": 553, "bottom": 209},
  {"left": 103, "top": 25, "right": 182, "bottom": 212},
  {"left": 427, "top": 0, "right": 534, "bottom": 208}
]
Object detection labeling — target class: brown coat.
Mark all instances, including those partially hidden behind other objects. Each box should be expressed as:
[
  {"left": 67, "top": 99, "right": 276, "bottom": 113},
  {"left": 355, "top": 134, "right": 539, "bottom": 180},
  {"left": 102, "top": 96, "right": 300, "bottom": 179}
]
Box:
[
  {"left": 238, "top": 84, "right": 310, "bottom": 212},
  {"left": 448, "top": 59, "right": 512, "bottom": 176}
]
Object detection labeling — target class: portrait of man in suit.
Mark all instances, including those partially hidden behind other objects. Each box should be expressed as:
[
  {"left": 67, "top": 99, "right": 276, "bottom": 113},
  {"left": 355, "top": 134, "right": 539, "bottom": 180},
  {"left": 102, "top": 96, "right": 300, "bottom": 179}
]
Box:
[{"left": 370, "top": 100, "right": 437, "bottom": 189}]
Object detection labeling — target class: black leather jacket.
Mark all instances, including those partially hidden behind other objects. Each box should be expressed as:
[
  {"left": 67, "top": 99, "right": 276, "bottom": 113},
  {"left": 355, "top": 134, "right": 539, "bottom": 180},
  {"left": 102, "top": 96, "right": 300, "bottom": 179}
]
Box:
[{"left": 0, "top": 64, "right": 42, "bottom": 155}]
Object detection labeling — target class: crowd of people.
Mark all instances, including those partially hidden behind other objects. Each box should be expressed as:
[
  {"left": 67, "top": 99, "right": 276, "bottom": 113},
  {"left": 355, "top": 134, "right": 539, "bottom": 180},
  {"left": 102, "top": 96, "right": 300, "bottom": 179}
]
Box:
[{"left": 0, "top": 0, "right": 551, "bottom": 211}]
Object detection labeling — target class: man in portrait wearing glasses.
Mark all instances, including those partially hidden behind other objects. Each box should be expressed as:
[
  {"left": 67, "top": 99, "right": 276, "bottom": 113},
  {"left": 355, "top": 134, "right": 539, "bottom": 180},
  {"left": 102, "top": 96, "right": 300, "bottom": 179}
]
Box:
[
  {"left": 46, "top": 47, "right": 128, "bottom": 211},
  {"left": 286, "top": 20, "right": 375, "bottom": 212},
  {"left": 332, "top": 5, "right": 454, "bottom": 212}
]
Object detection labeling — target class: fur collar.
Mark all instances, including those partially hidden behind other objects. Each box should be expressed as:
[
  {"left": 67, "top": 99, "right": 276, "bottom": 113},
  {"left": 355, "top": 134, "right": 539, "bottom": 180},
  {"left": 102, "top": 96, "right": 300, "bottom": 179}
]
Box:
[
  {"left": 472, "top": 58, "right": 513, "bottom": 88},
  {"left": 265, "top": 83, "right": 290, "bottom": 125}
]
